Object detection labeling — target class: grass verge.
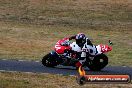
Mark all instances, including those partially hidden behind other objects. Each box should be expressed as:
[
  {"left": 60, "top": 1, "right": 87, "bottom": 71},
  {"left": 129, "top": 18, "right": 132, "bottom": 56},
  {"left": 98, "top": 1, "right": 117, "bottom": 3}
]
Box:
[
  {"left": 0, "top": 0, "right": 132, "bottom": 66},
  {"left": 0, "top": 71, "right": 132, "bottom": 88}
]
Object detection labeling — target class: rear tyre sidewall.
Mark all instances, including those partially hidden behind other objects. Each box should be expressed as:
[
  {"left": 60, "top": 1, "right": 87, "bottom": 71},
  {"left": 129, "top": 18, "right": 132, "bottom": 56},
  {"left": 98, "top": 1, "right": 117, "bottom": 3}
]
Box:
[{"left": 87, "top": 54, "right": 108, "bottom": 71}]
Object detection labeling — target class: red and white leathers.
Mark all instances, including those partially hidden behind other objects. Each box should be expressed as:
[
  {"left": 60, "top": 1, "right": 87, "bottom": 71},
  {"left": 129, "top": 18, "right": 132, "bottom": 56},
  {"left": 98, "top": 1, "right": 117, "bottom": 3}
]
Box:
[
  {"left": 54, "top": 33, "right": 92, "bottom": 68},
  {"left": 70, "top": 37, "right": 94, "bottom": 67}
]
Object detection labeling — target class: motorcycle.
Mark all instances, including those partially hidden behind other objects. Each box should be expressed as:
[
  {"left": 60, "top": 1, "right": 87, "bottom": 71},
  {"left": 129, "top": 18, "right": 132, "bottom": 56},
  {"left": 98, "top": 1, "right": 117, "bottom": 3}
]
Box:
[{"left": 42, "top": 39, "right": 112, "bottom": 71}]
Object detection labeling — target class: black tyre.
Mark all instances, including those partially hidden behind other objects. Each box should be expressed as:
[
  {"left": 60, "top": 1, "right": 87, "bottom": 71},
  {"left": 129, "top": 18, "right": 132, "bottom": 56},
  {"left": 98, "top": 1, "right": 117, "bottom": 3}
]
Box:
[
  {"left": 42, "top": 53, "right": 58, "bottom": 67},
  {"left": 87, "top": 54, "right": 108, "bottom": 71}
]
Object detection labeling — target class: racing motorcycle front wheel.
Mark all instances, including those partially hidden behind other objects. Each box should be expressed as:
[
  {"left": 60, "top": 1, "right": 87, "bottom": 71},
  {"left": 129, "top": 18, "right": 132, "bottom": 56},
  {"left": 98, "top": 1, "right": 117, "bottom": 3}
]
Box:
[
  {"left": 87, "top": 54, "right": 108, "bottom": 71},
  {"left": 42, "top": 53, "right": 58, "bottom": 67}
]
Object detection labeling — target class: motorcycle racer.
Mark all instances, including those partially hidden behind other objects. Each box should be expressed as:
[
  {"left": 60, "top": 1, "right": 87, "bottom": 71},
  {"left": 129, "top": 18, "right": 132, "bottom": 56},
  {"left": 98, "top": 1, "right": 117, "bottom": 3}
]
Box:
[
  {"left": 71, "top": 37, "right": 94, "bottom": 68},
  {"left": 54, "top": 33, "right": 94, "bottom": 68}
]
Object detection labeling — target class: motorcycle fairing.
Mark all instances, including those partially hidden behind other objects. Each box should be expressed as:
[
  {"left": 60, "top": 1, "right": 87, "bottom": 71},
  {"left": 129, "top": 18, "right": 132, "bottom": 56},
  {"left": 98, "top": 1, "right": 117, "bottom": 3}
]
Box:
[
  {"left": 54, "top": 38, "right": 71, "bottom": 54},
  {"left": 97, "top": 44, "right": 112, "bottom": 53}
]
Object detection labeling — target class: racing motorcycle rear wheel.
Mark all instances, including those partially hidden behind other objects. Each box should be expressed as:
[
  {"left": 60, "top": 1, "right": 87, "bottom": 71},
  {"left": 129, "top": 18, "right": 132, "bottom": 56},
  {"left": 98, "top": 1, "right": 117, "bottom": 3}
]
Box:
[
  {"left": 42, "top": 53, "right": 58, "bottom": 67},
  {"left": 87, "top": 54, "right": 108, "bottom": 71}
]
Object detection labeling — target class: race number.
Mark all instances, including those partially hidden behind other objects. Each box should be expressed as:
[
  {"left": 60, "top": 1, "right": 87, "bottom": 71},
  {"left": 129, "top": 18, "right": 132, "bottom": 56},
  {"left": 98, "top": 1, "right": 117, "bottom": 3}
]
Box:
[
  {"left": 55, "top": 45, "right": 61, "bottom": 50},
  {"left": 101, "top": 45, "right": 108, "bottom": 52}
]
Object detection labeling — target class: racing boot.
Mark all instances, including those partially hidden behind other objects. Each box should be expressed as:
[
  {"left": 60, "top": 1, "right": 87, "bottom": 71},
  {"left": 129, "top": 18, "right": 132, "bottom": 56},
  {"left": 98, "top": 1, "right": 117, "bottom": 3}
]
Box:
[
  {"left": 75, "top": 57, "right": 86, "bottom": 69},
  {"left": 75, "top": 62, "right": 82, "bottom": 70}
]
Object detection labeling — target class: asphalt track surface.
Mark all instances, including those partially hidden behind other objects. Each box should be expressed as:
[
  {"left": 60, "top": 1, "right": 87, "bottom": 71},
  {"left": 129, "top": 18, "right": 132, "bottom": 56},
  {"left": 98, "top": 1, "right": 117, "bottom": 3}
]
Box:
[{"left": 0, "top": 59, "right": 132, "bottom": 77}]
